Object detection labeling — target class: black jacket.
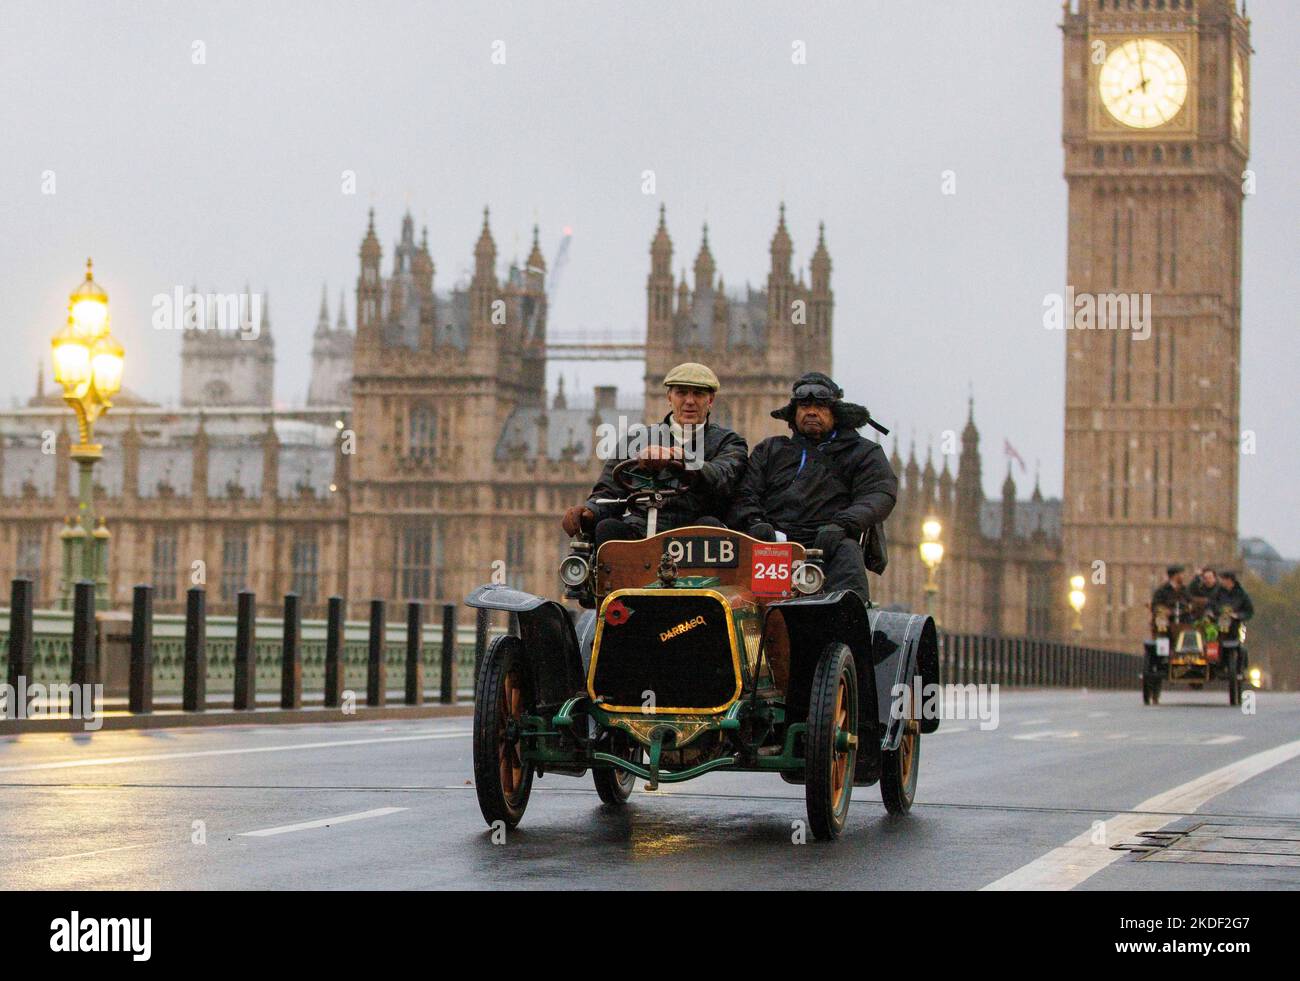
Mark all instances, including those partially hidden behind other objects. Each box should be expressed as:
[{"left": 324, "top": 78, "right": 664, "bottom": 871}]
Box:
[
  {"left": 727, "top": 428, "right": 898, "bottom": 546},
  {"left": 1216, "top": 583, "right": 1254, "bottom": 621},
  {"left": 585, "top": 415, "right": 748, "bottom": 532},
  {"left": 1152, "top": 581, "right": 1190, "bottom": 611}
]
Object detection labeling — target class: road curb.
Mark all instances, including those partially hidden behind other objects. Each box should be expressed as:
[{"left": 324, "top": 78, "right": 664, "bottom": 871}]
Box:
[{"left": 0, "top": 703, "right": 474, "bottom": 735}]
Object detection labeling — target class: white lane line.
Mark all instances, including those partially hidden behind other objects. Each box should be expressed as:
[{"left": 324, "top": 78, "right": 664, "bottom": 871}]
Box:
[
  {"left": 1017, "top": 718, "right": 1051, "bottom": 726},
  {"left": 44, "top": 843, "right": 149, "bottom": 862},
  {"left": 0, "top": 730, "right": 471, "bottom": 774},
  {"left": 982, "top": 738, "right": 1300, "bottom": 891},
  {"left": 1206, "top": 734, "right": 1245, "bottom": 745},
  {"left": 240, "top": 807, "right": 408, "bottom": 837}
]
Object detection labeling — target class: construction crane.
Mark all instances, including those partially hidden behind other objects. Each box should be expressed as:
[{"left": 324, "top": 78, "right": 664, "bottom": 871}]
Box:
[{"left": 539, "top": 224, "right": 646, "bottom": 361}]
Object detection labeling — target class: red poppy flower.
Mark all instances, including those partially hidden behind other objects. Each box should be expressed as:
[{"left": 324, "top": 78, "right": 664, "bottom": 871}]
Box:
[{"left": 604, "top": 599, "right": 631, "bottom": 626}]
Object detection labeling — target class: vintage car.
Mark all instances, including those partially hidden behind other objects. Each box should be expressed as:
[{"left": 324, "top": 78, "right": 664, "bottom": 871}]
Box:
[
  {"left": 1142, "top": 600, "right": 1247, "bottom": 706},
  {"left": 465, "top": 462, "right": 939, "bottom": 840}
]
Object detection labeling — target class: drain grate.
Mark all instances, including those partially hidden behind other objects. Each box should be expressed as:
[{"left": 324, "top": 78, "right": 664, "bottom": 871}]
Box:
[{"left": 1112, "top": 821, "right": 1300, "bottom": 868}]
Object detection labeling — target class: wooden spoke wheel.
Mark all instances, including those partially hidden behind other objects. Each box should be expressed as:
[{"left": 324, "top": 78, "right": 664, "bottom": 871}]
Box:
[
  {"left": 805, "top": 642, "right": 859, "bottom": 841},
  {"left": 880, "top": 681, "right": 921, "bottom": 815},
  {"left": 473, "top": 635, "right": 535, "bottom": 830}
]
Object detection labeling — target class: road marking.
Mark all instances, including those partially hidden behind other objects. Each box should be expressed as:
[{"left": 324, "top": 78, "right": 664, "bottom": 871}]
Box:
[
  {"left": 1017, "top": 718, "right": 1051, "bottom": 726},
  {"left": 0, "top": 730, "right": 471, "bottom": 774},
  {"left": 1012, "top": 730, "right": 1080, "bottom": 741},
  {"left": 982, "top": 738, "right": 1300, "bottom": 891},
  {"left": 43, "top": 843, "right": 149, "bottom": 862},
  {"left": 1206, "top": 734, "right": 1245, "bottom": 745},
  {"left": 240, "top": 807, "right": 408, "bottom": 837}
]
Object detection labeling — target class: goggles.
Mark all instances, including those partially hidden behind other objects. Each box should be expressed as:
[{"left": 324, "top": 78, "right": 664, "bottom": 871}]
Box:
[{"left": 792, "top": 382, "right": 837, "bottom": 402}]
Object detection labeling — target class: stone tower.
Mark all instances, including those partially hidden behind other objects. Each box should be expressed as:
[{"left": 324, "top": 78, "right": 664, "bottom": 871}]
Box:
[
  {"left": 1060, "top": 0, "right": 1250, "bottom": 646},
  {"left": 179, "top": 289, "right": 275, "bottom": 407},
  {"left": 347, "top": 208, "right": 548, "bottom": 603},
  {"left": 307, "top": 286, "right": 355, "bottom": 405},
  {"left": 644, "top": 204, "right": 832, "bottom": 438}
]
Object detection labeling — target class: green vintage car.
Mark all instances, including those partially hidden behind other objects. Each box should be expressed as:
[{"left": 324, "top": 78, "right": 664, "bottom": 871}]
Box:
[{"left": 465, "top": 471, "right": 939, "bottom": 840}]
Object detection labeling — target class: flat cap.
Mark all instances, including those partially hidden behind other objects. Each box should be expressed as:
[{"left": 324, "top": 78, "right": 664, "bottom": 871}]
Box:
[{"left": 663, "top": 362, "right": 720, "bottom": 393}]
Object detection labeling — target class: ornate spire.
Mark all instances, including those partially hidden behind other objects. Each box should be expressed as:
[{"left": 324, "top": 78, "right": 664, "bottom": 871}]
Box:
[
  {"left": 693, "top": 223, "right": 715, "bottom": 290},
  {"left": 316, "top": 284, "right": 330, "bottom": 333},
  {"left": 336, "top": 289, "right": 348, "bottom": 330},
  {"left": 770, "top": 202, "right": 793, "bottom": 275},
  {"left": 527, "top": 223, "right": 546, "bottom": 274}
]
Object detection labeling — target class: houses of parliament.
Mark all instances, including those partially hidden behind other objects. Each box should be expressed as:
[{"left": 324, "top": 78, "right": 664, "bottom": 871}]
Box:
[{"left": 0, "top": 0, "right": 1252, "bottom": 651}]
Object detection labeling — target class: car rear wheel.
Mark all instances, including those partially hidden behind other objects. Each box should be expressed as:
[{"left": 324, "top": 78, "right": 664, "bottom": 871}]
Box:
[
  {"left": 1142, "top": 677, "right": 1161, "bottom": 705},
  {"left": 593, "top": 731, "right": 641, "bottom": 805},
  {"left": 473, "top": 635, "right": 534, "bottom": 830},
  {"left": 880, "top": 684, "right": 921, "bottom": 815},
  {"left": 805, "top": 642, "right": 858, "bottom": 841}
]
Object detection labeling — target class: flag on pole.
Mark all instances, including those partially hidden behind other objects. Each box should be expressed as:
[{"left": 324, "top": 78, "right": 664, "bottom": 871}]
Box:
[{"left": 1004, "top": 438, "right": 1027, "bottom": 472}]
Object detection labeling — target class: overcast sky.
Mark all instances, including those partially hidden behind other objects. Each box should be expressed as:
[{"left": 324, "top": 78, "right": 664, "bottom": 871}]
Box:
[{"left": 2, "top": 1, "right": 1296, "bottom": 554}]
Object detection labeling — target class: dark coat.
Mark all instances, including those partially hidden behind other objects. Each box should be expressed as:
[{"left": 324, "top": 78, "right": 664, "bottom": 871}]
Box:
[
  {"left": 1151, "top": 581, "right": 1190, "bottom": 611},
  {"left": 585, "top": 415, "right": 748, "bottom": 532},
  {"left": 727, "top": 427, "right": 898, "bottom": 546},
  {"left": 1216, "top": 582, "right": 1254, "bottom": 621}
]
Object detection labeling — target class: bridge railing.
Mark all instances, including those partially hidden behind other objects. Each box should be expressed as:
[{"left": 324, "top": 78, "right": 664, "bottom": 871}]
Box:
[
  {"left": 1, "top": 578, "right": 507, "bottom": 717},
  {"left": 938, "top": 630, "right": 1138, "bottom": 690}
]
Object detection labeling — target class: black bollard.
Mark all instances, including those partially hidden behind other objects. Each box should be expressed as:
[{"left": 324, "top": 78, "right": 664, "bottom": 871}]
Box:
[
  {"left": 405, "top": 601, "right": 423, "bottom": 706},
  {"left": 183, "top": 586, "right": 207, "bottom": 712},
  {"left": 440, "top": 604, "right": 457, "bottom": 705},
  {"left": 129, "top": 584, "right": 154, "bottom": 714},
  {"left": 233, "top": 590, "right": 256, "bottom": 710},
  {"left": 324, "top": 596, "right": 344, "bottom": 708},
  {"left": 367, "top": 599, "right": 386, "bottom": 707},
  {"left": 71, "top": 580, "right": 97, "bottom": 692},
  {"left": 6, "top": 578, "right": 34, "bottom": 694},
  {"left": 281, "top": 593, "right": 302, "bottom": 709}
]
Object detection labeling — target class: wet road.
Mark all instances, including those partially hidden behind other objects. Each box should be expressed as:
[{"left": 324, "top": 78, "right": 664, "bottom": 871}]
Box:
[{"left": 1, "top": 690, "right": 1297, "bottom": 890}]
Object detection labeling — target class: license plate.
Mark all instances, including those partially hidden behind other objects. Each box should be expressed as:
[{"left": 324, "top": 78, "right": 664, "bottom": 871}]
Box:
[
  {"left": 1155, "top": 637, "right": 1170, "bottom": 657},
  {"left": 751, "top": 543, "right": 794, "bottom": 596},
  {"left": 664, "top": 536, "right": 738, "bottom": 568}
]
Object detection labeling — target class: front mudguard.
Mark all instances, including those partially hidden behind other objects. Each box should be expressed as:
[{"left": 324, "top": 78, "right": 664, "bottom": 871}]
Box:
[
  {"left": 867, "top": 610, "right": 941, "bottom": 748},
  {"left": 465, "top": 585, "right": 586, "bottom": 708}
]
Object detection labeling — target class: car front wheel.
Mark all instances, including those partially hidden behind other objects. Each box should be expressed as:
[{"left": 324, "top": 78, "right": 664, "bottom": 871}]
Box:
[
  {"left": 805, "top": 642, "right": 858, "bottom": 841},
  {"left": 473, "top": 635, "right": 535, "bottom": 830}
]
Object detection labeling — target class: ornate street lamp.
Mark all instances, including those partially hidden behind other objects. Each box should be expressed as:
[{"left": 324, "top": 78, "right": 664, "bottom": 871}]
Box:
[
  {"left": 51, "top": 259, "right": 123, "bottom": 609},
  {"left": 1068, "top": 574, "right": 1087, "bottom": 633},
  {"left": 918, "top": 517, "right": 944, "bottom": 622}
]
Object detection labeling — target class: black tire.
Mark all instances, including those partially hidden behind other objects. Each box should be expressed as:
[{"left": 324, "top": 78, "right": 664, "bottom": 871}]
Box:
[
  {"left": 473, "top": 635, "right": 534, "bottom": 830},
  {"left": 1227, "top": 650, "right": 1241, "bottom": 706},
  {"left": 880, "top": 679, "right": 921, "bottom": 815},
  {"left": 805, "top": 642, "right": 858, "bottom": 841},
  {"left": 593, "top": 731, "right": 641, "bottom": 805}
]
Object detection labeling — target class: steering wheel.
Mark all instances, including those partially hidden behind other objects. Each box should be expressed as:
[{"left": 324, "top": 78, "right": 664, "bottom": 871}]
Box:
[{"left": 611, "top": 457, "right": 690, "bottom": 494}]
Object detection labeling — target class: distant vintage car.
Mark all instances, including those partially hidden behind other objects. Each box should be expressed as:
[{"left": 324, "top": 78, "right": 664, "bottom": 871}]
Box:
[
  {"left": 1142, "top": 600, "right": 1249, "bottom": 706},
  {"left": 465, "top": 462, "right": 940, "bottom": 841}
]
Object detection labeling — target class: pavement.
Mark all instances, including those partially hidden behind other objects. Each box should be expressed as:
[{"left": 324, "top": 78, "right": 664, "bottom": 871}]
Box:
[{"left": 1, "top": 688, "right": 1297, "bottom": 890}]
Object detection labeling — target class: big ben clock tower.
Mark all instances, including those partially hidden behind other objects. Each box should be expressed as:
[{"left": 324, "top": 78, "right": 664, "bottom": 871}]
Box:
[{"left": 1060, "top": 0, "right": 1250, "bottom": 647}]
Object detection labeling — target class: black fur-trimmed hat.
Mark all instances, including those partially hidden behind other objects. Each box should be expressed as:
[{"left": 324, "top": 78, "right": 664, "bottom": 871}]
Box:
[{"left": 770, "top": 371, "right": 888, "bottom": 435}]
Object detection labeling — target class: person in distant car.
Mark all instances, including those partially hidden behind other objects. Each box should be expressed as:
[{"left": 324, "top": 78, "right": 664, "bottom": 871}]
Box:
[
  {"left": 727, "top": 372, "right": 896, "bottom": 604},
  {"left": 1215, "top": 570, "right": 1254, "bottom": 624},
  {"left": 1188, "top": 566, "right": 1219, "bottom": 610},
  {"left": 1151, "top": 564, "right": 1190, "bottom": 614}
]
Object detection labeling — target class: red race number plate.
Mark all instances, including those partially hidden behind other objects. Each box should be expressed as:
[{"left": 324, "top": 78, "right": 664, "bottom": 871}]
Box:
[{"left": 751, "top": 543, "right": 794, "bottom": 597}]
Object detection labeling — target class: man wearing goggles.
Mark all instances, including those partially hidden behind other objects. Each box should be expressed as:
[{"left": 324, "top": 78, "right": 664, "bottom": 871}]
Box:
[{"left": 728, "top": 371, "right": 897, "bottom": 603}]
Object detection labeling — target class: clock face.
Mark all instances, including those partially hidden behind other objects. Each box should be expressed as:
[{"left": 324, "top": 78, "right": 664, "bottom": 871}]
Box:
[
  {"left": 1098, "top": 38, "right": 1189, "bottom": 129},
  {"left": 1232, "top": 53, "right": 1245, "bottom": 138}
]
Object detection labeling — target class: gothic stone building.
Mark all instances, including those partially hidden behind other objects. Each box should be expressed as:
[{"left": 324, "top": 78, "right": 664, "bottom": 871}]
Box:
[{"left": 0, "top": 207, "right": 1068, "bottom": 640}]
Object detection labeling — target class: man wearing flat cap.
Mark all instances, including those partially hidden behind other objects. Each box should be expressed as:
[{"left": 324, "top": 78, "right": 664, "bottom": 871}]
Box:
[
  {"left": 727, "top": 371, "right": 897, "bottom": 604},
  {"left": 561, "top": 362, "right": 748, "bottom": 546},
  {"left": 1151, "top": 564, "right": 1190, "bottom": 612}
]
